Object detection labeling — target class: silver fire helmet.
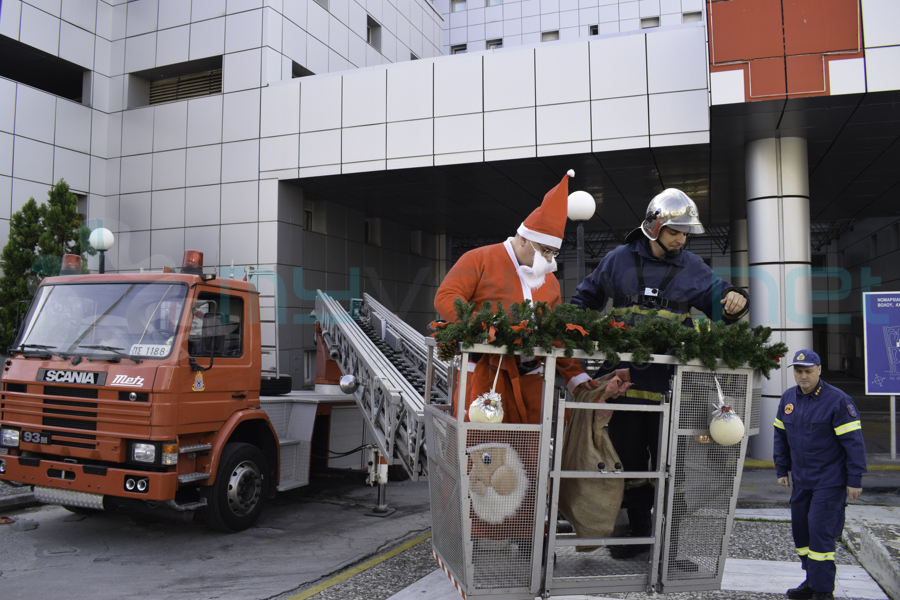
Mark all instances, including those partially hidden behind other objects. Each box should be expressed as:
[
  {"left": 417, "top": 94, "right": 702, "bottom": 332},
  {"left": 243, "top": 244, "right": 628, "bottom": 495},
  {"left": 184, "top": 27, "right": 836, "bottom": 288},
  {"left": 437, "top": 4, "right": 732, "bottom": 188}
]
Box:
[{"left": 640, "top": 189, "right": 705, "bottom": 241}]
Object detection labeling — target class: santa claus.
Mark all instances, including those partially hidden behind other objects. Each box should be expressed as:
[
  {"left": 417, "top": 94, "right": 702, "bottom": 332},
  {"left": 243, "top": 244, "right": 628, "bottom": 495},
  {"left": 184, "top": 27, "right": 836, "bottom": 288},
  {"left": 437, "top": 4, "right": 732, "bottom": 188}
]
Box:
[{"left": 434, "top": 170, "right": 595, "bottom": 425}]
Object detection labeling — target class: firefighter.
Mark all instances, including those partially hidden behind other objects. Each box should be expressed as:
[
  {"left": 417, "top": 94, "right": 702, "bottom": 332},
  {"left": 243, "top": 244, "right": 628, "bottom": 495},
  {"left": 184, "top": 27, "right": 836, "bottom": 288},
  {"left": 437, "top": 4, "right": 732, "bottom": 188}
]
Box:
[
  {"left": 775, "top": 349, "right": 867, "bottom": 600},
  {"left": 571, "top": 188, "right": 749, "bottom": 558}
]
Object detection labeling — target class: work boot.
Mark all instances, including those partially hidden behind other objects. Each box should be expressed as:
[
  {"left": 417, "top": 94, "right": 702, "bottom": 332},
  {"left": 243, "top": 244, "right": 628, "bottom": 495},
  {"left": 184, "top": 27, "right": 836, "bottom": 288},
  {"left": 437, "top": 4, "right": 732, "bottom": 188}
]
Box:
[
  {"left": 609, "top": 512, "right": 652, "bottom": 559},
  {"left": 811, "top": 593, "right": 834, "bottom": 600},
  {"left": 786, "top": 579, "right": 814, "bottom": 599}
]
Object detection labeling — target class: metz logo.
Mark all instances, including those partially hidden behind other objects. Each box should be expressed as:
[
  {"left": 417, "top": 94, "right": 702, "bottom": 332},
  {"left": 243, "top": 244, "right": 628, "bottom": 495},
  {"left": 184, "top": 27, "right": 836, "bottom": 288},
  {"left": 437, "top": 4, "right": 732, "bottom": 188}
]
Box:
[{"left": 111, "top": 374, "right": 145, "bottom": 388}]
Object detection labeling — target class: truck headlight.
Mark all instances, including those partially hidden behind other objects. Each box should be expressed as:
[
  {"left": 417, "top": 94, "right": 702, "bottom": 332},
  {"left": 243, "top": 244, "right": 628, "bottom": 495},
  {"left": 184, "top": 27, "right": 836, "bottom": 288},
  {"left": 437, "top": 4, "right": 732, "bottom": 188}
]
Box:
[
  {"left": 0, "top": 428, "right": 20, "bottom": 448},
  {"left": 132, "top": 442, "right": 156, "bottom": 463}
]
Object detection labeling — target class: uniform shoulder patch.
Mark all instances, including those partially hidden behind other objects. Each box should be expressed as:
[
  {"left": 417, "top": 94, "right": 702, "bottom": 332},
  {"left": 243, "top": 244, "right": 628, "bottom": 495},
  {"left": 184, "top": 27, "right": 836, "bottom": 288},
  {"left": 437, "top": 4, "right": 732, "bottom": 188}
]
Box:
[
  {"left": 847, "top": 404, "right": 858, "bottom": 418},
  {"left": 785, "top": 403, "right": 794, "bottom": 415}
]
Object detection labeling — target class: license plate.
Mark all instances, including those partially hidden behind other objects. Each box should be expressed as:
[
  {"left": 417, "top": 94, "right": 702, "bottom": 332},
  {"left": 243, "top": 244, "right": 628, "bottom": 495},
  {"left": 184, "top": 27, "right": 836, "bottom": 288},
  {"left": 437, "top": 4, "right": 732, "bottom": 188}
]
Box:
[{"left": 22, "top": 431, "right": 51, "bottom": 445}]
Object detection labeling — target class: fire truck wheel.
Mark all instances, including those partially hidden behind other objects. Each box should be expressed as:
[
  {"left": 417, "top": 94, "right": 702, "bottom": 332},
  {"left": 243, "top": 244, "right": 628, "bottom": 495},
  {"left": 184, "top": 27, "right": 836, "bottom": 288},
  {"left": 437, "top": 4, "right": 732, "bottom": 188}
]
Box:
[{"left": 199, "top": 443, "right": 269, "bottom": 532}]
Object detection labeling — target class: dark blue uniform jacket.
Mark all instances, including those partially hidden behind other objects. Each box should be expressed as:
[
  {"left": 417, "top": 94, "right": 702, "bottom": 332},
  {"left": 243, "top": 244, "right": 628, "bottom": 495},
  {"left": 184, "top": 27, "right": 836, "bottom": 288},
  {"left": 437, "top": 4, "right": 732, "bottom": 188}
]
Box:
[
  {"left": 571, "top": 239, "right": 747, "bottom": 327},
  {"left": 774, "top": 380, "right": 867, "bottom": 489}
]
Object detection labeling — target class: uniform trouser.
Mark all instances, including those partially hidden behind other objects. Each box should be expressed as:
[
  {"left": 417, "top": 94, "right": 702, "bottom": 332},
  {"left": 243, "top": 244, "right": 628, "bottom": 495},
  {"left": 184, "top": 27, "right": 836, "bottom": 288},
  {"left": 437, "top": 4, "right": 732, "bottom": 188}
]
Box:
[{"left": 791, "top": 485, "right": 847, "bottom": 593}]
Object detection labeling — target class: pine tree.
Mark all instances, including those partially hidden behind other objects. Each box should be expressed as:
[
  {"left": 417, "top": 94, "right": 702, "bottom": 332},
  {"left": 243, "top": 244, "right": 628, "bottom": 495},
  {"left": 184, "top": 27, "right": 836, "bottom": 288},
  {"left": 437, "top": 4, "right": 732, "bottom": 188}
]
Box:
[
  {"left": 36, "top": 179, "right": 93, "bottom": 276},
  {"left": 0, "top": 199, "right": 43, "bottom": 349}
]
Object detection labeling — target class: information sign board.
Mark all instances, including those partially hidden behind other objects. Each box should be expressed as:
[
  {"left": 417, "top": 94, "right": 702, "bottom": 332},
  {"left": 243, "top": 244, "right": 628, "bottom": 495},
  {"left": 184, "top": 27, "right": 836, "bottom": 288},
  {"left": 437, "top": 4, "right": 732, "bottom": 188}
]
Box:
[{"left": 863, "top": 291, "right": 900, "bottom": 395}]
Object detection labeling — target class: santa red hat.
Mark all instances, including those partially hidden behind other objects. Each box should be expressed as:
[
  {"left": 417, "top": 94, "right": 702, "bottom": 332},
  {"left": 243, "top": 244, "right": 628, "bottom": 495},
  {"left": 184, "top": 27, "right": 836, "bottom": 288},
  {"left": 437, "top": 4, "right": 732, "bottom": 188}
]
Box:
[{"left": 517, "top": 169, "right": 574, "bottom": 248}]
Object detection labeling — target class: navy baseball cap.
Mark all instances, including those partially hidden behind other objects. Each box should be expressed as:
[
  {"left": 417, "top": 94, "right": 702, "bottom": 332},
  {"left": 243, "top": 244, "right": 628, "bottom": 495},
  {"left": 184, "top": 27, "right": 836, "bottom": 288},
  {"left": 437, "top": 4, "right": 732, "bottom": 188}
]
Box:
[{"left": 790, "top": 349, "right": 821, "bottom": 367}]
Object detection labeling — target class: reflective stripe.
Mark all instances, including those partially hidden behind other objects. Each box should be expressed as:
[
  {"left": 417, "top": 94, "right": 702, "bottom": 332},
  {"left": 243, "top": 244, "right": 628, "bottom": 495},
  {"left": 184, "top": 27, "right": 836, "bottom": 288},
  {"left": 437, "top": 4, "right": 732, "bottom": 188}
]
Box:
[
  {"left": 808, "top": 550, "right": 835, "bottom": 562},
  {"left": 625, "top": 389, "right": 662, "bottom": 402},
  {"left": 796, "top": 546, "right": 809, "bottom": 556},
  {"left": 835, "top": 420, "right": 861, "bottom": 436},
  {"left": 774, "top": 418, "right": 785, "bottom": 430}
]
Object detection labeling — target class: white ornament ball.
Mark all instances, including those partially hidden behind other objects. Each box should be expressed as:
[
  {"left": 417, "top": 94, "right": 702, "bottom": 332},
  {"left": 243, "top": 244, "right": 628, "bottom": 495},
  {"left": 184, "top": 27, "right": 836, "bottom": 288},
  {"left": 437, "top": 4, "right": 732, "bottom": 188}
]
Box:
[{"left": 710, "top": 413, "right": 744, "bottom": 446}]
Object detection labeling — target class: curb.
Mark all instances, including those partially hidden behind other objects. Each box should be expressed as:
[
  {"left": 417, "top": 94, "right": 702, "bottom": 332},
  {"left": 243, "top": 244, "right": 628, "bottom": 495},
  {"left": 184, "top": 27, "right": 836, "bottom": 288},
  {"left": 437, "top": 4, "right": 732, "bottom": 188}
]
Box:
[
  {"left": 844, "top": 514, "right": 900, "bottom": 600},
  {"left": 0, "top": 491, "right": 37, "bottom": 512}
]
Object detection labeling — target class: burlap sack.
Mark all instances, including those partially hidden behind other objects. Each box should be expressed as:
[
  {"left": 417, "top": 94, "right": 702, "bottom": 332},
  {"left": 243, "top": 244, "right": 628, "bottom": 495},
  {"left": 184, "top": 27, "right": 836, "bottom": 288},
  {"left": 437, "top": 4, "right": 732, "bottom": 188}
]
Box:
[{"left": 557, "top": 370, "right": 628, "bottom": 552}]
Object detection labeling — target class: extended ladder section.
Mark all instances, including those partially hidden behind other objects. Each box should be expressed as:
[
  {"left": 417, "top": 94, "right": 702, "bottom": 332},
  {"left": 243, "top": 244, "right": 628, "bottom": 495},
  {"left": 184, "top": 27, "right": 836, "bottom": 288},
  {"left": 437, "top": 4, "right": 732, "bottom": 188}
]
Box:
[{"left": 316, "top": 290, "right": 442, "bottom": 480}]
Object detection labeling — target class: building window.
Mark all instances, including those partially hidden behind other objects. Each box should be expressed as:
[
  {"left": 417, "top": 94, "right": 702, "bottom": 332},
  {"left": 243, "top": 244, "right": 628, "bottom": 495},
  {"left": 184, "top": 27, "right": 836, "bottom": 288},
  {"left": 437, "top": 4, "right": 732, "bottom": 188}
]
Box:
[
  {"left": 304, "top": 210, "right": 314, "bottom": 231},
  {"left": 451, "top": 44, "right": 467, "bottom": 54},
  {"left": 588, "top": 25, "right": 599, "bottom": 36},
  {"left": 149, "top": 70, "right": 222, "bottom": 105},
  {"left": 641, "top": 17, "right": 660, "bottom": 29},
  {"left": 367, "top": 16, "right": 382, "bottom": 51},
  {"left": 292, "top": 62, "right": 315, "bottom": 78},
  {"left": 487, "top": 0, "right": 502, "bottom": 5},
  {"left": 683, "top": 11, "right": 703, "bottom": 23},
  {"left": 541, "top": 31, "right": 559, "bottom": 42},
  {"left": 411, "top": 52, "right": 419, "bottom": 60},
  {"left": 0, "top": 36, "right": 87, "bottom": 102},
  {"left": 452, "top": 0, "right": 467, "bottom": 11},
  {"left": 304, "top": 350, "right": 316, "bottom": 384},
  {"left": 487, "top": 39, "right": 503, "bottom": 49}
]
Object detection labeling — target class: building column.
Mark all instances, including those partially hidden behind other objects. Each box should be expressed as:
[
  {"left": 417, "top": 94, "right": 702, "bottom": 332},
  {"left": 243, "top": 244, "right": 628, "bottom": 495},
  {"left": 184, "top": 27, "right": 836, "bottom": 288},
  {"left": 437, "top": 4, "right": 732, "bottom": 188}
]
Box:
[
  {"left": 729, "top": 217, "right": 749, "bottom": 291},
  {"left": 746, "top": 137, "right": 812, "bottom": 461}
]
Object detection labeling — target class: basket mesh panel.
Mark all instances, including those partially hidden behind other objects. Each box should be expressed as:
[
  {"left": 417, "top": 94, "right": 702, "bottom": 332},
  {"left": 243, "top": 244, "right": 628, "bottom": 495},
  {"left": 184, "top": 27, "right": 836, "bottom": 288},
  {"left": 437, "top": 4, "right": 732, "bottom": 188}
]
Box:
[
  {"left": 426, "top": 410, "right": 465, "bottom": 585},
  {"left": 677, "top": 371, "right": 749, "bottom": 430},
  {"left": 552, "top": 544, "right": 649, "bottom": 581},
  {"left": 750, "top": 384, "right": 761, "bottom": 432},
  {"left": 465, "top": 428, "right": 539, "bottom": 590}
]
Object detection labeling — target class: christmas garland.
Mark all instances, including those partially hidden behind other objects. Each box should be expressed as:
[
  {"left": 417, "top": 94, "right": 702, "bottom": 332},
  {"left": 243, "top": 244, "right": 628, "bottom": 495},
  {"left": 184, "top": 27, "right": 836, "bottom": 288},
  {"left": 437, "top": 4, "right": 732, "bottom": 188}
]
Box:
[{"left": 430, "top": 298, "right": 788, "bottom": 379}]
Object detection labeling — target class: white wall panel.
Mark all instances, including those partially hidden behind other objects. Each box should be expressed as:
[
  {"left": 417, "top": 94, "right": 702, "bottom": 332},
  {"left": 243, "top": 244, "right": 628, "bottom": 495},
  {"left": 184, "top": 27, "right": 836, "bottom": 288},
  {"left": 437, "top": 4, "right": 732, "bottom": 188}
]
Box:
[
  {"left": 537, "top": 101, "right": 590, "bottom": 144},
  {"left": 331, "top": 0, "right": 350, "bottom": 27},
  {"left": 221, "top": 139, "right": 259, "bottom": 183},
  {"left": 11, "top": 177, "right": 52, "bottom": 213},
  {"left": 307, "top": 0, "right": 329, "bottom": 44},
  {"left": 329, "top": 14, "right": 349, "bottom": 58},
  {"left": 59, "top": 21, "right": 95, "bottom": 69},
  {"left": 387, "top": 60, "right": 433, "bottom": 122},
  {"left": 283, "top": 0, "right": 308, "bottom": 28},
  {"left": 126, "top": 0, "right": 159, "bottom": 37},
  {"left": 343, "top": 69, "right": 387, "bottom": 127},
  {"left": 153, "top": 101, "right": 188, "bottom": 151},
  {"left": 590, "top": 34, "right": 647, "bottom": 99},
  {"left": 221, "top": 182, "right": 258, "bottom": 223},
  {"left": 646, "top": 26, "right": 707, "bottom": 94},
  {"left": 152, "top": 149, "right": 187, "bottom": 190},
  {"left": 261, "top": 80, "right": 300, "bottom": 137},
  {"left": 342, "top": 124, "right": 386, "bottom": 163},
  {"left": 260, "top": 134, "right": 300, "bottom": 170},
  {"left": 0, "top": 175, "right": 10, "bottom": 219},
  {"left": 226, "top": 8, "right": 263, "bottom": 53},
  {"left": 484, "top": 107, "right": 536, "bottom": 150},
  {"left": 117, "top": 231, "right": 151, "bottom": 269},
  {"left": 0, "top": 0, "right": 22, "bottom": 41},
  {"left": 15, "top": 82, "right": 57, "bottom": 144},
  {"left": 300, "top": 76, "right": 342, "bottom": 133},
  {"left": 150, "top": 227, "right": 185, "bottom": 268},
  {"left": 386, "top": 119, "right": 433, "bottom": 158},
  {"left": 591, "top": 95, "right": 648, "bottom": 139},
  {"left": 221, "top": 223, "right": 257, "bottom": 263},
  {"left": 223, "top": 89, "right": 260, "bottom": 141},
  {"left": 190, "top": 16, "right": 226, "bottom": 59},
  {"left": 186, "top": 144, "right": 222, "bottom": 186},
  {"left": 13, "top": 137, "right": 53, "bottom": 184},
  {"left": 282, "top": 19, "right": 308, "bottom": 65},
  {"left": 307, "top": 35, "right": 329, "bottom": 74},
  {"left": 55, "top": 99, "right": 91, "bottom": 154},
  {"left": 185, "top": 184, "right": 221, "bottom": 227},
  {"left": 151, "top": 188, "right": 185, "bottom": 229},
  {"left": 862, "top": 0, "right": 900, "bottom": 48},
  {"left": 865, "top": 46, "right": 900, "bottom": 93},
  {"left": 158, "top": 0, "right": 192, "bottom": 29},
  {"left": 52, "top": 147, "right": 89, "bottom": 192},
  {"left": 119, "top": 192, "right": 152, "bottom": 232},
  {"left": 181, "top": 225, "right": 219, "bottom": 265},
  {"left": 298, "top": 129, "right": 341, "bottom": 167},
  {"left": 121, "top": 106, "right": 154, "bottom": 156},
  {"left": 20, "top": 3, "right": 60, "bottom": 56},
  {"left": 187, "top": 95, "right": 224, "bottom": 146},
  {"left": 434, "top": 53, "right": 483, "bottom": 116},
  {"left": 434, "top": 113, "right": 483, "bottom": 154},
  {"left": 829, "top": 58, "right": 866, "bottom": 96},
  {"left": 89, "top": 156, "right": 107, "bottom": 195},
  {"left": 536, "top": 41, "right": 589, "bottom": 105},
  {"left": 0, "top": 80, "right": 15, "bottom": 135},
  {"left": 648, "top": 89, "right": 708, "bottom": 135},
  {"left": 124, "top": 32, "right": 157, "bottom": 72},
  {"left": 710, "top": 69, "right": 745, "bottom": 105},
  {"left": 193, "top": 0, "right": 227, "bottom": 22},
  {"left": 156, "top": 24, "right": 190, "bottom": 66},
  {"left": 223, "top": 48, "right": 262, "bottom": 92},
  {"left": 484, "top": 48, "right": 535, "bottom": 111},
  {"left": 0, "top": 133, "right": 12, "bottom": 177}
]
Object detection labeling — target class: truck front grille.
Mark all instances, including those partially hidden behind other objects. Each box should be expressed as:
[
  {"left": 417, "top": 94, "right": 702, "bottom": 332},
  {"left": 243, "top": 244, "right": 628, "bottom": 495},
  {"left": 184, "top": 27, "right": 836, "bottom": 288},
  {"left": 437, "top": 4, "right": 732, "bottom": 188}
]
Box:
[
  {"left": 4, "top": 383, "right": 27, "bottom": 393},
  {"left": 43, "top": 386, "right": 99, "bottom": 399}
]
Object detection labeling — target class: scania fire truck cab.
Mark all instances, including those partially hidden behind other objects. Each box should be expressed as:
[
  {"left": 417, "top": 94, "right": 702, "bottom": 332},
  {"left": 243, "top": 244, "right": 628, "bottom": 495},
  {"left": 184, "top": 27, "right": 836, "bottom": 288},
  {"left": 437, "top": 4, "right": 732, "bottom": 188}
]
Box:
[{"left": 0, "top": 251, "right": 280, "bottom": 532}]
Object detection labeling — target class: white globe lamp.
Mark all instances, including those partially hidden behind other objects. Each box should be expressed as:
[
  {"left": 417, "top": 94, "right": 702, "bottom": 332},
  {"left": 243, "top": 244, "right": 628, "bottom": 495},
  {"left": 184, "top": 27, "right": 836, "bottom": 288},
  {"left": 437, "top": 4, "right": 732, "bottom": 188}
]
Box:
[
  {"left": 89, "top": 227, "right": 115, "bottom": 274},
  {"left": 567, "top": 191, "right": 596, "bottom": 283}
]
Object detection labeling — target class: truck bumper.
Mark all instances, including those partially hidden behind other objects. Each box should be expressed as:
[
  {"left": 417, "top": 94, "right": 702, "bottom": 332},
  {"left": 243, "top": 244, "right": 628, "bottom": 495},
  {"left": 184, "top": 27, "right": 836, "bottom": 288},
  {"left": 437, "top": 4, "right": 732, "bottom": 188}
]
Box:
[{"left": 0, "top": 455, "right": 178, "bottom": 502}]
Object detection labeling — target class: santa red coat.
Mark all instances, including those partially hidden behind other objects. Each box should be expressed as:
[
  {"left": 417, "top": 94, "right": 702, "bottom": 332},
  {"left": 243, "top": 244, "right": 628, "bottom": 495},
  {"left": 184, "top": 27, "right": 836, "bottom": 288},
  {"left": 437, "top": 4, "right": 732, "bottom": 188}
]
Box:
[{"left": 435, "top": 239, "right": 590, "bottom": 425}]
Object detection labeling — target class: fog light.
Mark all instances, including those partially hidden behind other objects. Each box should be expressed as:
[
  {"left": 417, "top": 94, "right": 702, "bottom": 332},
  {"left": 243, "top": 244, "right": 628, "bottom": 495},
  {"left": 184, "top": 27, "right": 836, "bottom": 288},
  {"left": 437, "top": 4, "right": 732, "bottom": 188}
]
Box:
[
  {"left": 132, "top": 443, "right": 156, "bottom": 463},
  {"left": 161, "top": 441, "right": 178, "bottom": 466},
  {"left": 0, "top": 428, "right": 20, "bottom": 448},
  {"left": 125, "top": 478, "right": 136, "bottom": 491},
  {"left": 136, "top": 479, "right": 148, "bottom": 492}
]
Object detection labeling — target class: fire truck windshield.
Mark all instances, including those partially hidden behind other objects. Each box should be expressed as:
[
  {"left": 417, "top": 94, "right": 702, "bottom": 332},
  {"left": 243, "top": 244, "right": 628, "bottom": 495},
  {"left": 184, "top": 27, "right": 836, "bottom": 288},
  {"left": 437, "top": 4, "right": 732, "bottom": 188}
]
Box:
[{"left": 16, "top": 282, "right": 189, "bottom": 360}]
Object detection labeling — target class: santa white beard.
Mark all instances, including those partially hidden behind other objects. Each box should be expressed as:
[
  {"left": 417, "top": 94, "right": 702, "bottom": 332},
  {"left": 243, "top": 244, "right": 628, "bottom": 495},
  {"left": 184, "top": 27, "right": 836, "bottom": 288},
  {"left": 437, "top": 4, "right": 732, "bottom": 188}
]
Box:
[{"left": 518, "top": 250, "right": 557, "bottom": 289}]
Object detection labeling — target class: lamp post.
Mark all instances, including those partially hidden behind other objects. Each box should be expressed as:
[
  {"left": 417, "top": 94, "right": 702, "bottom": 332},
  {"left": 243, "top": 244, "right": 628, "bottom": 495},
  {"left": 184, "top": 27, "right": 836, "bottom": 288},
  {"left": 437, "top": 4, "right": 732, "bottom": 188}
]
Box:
[
  {"left": 89, "top": 227, "right": 115, "bottom": 274},
  {"left": 567, "top": 190, "right": 596, "bottom": 283}
]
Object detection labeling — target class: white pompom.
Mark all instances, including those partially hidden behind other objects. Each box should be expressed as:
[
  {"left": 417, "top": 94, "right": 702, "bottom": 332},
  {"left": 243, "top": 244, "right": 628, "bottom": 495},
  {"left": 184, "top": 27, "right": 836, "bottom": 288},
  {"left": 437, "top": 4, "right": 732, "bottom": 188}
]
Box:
[
  {"left": 710, "top": 413, "right": 745, "bottom": 446},
  {"left": 567, "top": 169, "right": 575, "bottom": 178}
]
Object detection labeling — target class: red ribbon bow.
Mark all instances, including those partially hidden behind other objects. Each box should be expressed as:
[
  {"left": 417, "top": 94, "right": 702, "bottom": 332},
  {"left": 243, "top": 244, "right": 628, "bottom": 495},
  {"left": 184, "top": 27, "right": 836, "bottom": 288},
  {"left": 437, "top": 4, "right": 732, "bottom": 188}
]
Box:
[{"left": 566, "top": 323, "right": 587, "bottom": 336}]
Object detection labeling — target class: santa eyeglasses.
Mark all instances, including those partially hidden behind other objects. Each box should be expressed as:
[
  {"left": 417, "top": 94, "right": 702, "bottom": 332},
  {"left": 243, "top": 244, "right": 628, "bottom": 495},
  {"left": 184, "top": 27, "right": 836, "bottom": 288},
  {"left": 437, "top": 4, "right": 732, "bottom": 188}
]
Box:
[{"left": 529, "top": 240, "right": 560, "bottom": 259}]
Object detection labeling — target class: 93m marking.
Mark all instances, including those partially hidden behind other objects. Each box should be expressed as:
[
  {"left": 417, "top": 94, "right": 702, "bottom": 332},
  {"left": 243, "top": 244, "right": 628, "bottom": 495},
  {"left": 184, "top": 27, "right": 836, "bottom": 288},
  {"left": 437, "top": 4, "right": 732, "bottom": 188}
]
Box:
[{"left": 22, "top": 431, "right": 51, "bottom": 445}]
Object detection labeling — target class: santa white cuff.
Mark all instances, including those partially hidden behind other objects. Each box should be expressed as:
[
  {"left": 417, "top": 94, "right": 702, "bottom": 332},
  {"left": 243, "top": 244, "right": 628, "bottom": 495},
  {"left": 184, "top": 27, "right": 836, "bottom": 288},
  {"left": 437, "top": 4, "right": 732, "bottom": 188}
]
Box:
[
  {"left": 567, "top": 372, "right": 592, "bottom": 394},
  {"left": 517, "top": 224, "right": 562, "bottom": 249}
]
